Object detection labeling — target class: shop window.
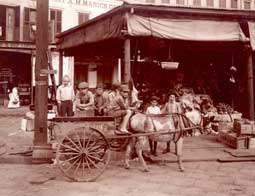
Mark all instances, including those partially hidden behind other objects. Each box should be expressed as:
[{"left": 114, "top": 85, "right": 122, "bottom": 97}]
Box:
[
  {"left": 50, "top": 9, "right": 62, "bottom": 33},
  {"left": 219, "top": 0, "right": 226, "bottom": 7},
  {"left": 146, "top": 0, "right": 156, "bottom": 3},
  {"left": 78, "top": 12, "right": 89, "bottom": 25},
  {"left": 176, "top": 0, "right": 185, "bottom": 4},
  {"left": 231, "top": 0, "right": 238, "bottom": 8},
  {"left": 193, "top": 0, "right": 201, "bottom": 6},
  {"left": 206, "top": 0, "right": 214, "bottom": 6},
  {"left": 23, "top": 7, "right": 36, "bottom": 41},
  {"left": 244, "top": 0, "right": 251, "bottom": 9},
  {"left": 161, "top": 0, "right": 170, "bottom": 3}
]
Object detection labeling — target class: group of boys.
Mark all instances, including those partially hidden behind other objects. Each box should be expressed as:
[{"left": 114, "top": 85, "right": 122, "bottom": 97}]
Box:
[{"left": 56, "top": 75, "right": 135, "bottom": 134}]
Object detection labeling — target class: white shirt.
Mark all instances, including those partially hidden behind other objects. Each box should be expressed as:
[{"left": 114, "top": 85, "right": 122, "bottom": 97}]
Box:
[
  {"left": 146, "top": 106, "right": 161, "bottom": 115},
  {"left": 56, "top": 84, "right": 75, "bottom": 102}
]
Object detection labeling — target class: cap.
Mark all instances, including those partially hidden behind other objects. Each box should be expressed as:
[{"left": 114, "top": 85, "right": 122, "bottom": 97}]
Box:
[
  {"left": 96, "top": 83, "right": 104, "bottom": 89},
  {"left": 111, "top": 82, "right": 121, "bottom": 90},
  {"left": 151, "top": 96, "right": 160, "bottom": 101},
  {"left": 121, "top": 84, "right": 130, "bottom": 92},
  {"left": 78, "top": 82, "right": 88, "bottom": 89}
]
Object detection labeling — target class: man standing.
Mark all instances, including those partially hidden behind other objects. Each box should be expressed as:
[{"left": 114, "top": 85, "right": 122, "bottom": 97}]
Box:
[{"left": 56, "top": 75, "right": 75, "bottom": 117}]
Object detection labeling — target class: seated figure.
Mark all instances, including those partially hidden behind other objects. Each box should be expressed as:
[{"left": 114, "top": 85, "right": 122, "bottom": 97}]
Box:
[
  {"left": 8, "top": 87, "right": 20, "bottom": 109},
  {"left": 75, "top": 82, "right": 94, "bottom": 117}
]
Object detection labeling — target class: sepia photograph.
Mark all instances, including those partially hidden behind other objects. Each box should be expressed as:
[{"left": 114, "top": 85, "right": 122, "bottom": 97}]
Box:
[{"left": 0, "top": 0, "right": 254, "bottom": 195}]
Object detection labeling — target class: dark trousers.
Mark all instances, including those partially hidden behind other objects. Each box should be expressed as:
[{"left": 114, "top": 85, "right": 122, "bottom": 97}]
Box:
[{"left": 59, "top": 100, "right": 74, "bottom": 117}]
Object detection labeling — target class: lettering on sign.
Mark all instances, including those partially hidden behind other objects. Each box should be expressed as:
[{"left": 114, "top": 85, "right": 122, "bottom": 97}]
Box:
[{"left": 51, "top": 0, "right": 119, "bottom": 9}]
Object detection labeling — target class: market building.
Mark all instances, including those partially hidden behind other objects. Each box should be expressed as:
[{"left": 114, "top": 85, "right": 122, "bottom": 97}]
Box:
[
  {"left": 56, "top": 2, "right": 255, "bottom": 119},
  {"left": 0, "top": 0, "right": 122, "bottom": 105}
]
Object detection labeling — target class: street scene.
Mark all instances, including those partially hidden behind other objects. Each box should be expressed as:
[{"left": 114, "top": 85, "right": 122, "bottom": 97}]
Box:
[{"left": 0, "top": 0, "right": 255, "bottom": 195}]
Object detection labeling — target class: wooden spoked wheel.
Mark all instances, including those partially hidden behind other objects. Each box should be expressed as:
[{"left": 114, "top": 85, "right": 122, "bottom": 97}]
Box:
[{"left": 56, "top": 127, "right": 111, "bottom": 182}]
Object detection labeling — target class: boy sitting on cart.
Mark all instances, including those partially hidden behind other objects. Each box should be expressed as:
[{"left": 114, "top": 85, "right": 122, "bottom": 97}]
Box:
[{"left": 105, "top": 83, "right": 133, "bottom": 135}]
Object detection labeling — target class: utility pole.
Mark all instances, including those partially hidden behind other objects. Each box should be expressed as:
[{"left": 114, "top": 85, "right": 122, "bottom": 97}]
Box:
[{"left": 32, "top": 0, "right": 53, "bottom": 163}]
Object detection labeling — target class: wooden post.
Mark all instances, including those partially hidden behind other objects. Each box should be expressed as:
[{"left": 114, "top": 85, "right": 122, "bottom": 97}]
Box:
[
  {"left": 59, "top": 50, "right": 63, "bottom": 85},
  {"left": 32, "top": 0, "right": 53, "bottom": 163},
  {"left": 246, "top": 48, "right": 254, "bottom": 120},
  {"left": 124, "top": 38, "right": 131, "bottom": 83}
]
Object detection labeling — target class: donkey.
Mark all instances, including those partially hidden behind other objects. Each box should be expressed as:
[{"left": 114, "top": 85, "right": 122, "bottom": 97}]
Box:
[{"left": 124, "top": 113, "right": 199, "bottom": 172}]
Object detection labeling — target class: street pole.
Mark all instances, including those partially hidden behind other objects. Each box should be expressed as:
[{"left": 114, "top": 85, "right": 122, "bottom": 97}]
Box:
[{"left": 32, "top": 0, "right": 53, "bottom": 163}]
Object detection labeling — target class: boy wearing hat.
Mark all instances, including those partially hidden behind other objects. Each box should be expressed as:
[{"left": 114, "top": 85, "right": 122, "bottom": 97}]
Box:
[
  {"left": 56, "top": 75, "right": 75, "bottom": 116},
  {"left": 105, "top": 83, "right": 132, "bottom": 134},
  {"left": 75, "top": 82, "right": 94, "bottom": 116},
  {"left": 94, "top": 83, "right": 108, "bottom": 116}
]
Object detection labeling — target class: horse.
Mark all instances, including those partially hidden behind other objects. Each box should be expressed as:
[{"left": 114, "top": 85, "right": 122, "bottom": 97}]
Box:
[{"left": 124, "top": 112, "right": 201, "bottom": 172}]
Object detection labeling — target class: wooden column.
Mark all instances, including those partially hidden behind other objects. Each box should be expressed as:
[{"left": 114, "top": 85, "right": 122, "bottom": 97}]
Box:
[
  {"left": 32, "top": 0, "right": 52, "bottom": 163},
  {"left": 59, "top": 50, "right": 63, "bottom": 85},
  {"left": 124, "top": 38, "right": 131, "bottom": 83},
  {"left": 246, "top": 48, "right": 254, "bottom": 120}
]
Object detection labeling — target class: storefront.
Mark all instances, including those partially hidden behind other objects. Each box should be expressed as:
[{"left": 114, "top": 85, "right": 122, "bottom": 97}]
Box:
[{"left": 56, "top": 3, "right": 255, "bottom": 119}]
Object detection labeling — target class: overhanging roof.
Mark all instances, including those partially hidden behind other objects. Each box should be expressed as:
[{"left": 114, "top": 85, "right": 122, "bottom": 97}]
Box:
[{"left": 56, "top": 3, "right": 255, "bottom": 51}]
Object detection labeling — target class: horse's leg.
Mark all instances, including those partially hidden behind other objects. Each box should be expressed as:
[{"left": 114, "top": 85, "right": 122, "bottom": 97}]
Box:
[
  {"left": 176, "top": 137, "right": 185, "bottom": 172},
  {"left": 163, "top": 141, "right": 171, "bottom": 154},
  {"left": 124, "top": 138, "right": 134, "bottom": 169},
  {"left": 149, "top": 139, "right": 154, "bottom": 155},
  {"left": 136, "top": 137, "right": 149, "bottom": 172},
  {"left": 153, "top": 141, "right": 158, "bottom": 156}
]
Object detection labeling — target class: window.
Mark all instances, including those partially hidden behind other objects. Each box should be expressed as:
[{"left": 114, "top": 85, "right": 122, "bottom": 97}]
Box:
[
  {"left": 207, "top": 0, "right": 214, "bottom": 6},
  {"left": 78, "top": 12, "right": 89, "bottom": 25},
  {"left": 176, "top": 0, "right": 185, "bottom": 4},
  {"left": 23, "top": 7, "right": 36, "bottom": 41},
  {"left": 231, "top": 0, "right": 238, "bottom": 8},
  {"left": 244, "top": 0, "right": 251, "bottom": 9},
  {"left": 161, "top": 0, "right": 170, "bottom": 3},
  {"left": 145, "top": 0, "right": 155, "bottom": 3},
  {"left": 193, "top": 0, "right": 201, "bottom": 6},
  {"left": 219, "top": 0, "right": 226, "bottom": 7},
  {"left": 50, "top": 9, "right": 62, "bottom": 33}
]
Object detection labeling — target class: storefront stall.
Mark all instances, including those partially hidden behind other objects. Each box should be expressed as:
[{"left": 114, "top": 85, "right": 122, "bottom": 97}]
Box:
[{"left": 56, "top": 3, "right": 255, "bottom": 119}]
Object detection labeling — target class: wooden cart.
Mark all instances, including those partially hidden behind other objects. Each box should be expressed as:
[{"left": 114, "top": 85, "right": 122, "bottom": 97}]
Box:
[{"left": 48, "top": 114, "right": 200, "bottom": 182}]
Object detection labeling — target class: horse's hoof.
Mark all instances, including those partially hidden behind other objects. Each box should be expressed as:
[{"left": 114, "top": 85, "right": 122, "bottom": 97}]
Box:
[
  {"left": 179, "top": 168, "right": 185, "bottom": 172},
  {"left": 142, "top": 168, "right": 149, "bottom": 172},
  {"left": 125, "top": 165, "right": 130, "bottom": 170},
  {"left": 162, "top": 149, "right": 170, "bottom": 154}
]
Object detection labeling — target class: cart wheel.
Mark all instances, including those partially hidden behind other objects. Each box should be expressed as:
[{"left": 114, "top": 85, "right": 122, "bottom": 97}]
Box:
[
  {"left": 56, "top": 127, "right": 111, "bottom": 182},
  {"left": 108, "top": 137, "right": 130, "bottom": 152}
]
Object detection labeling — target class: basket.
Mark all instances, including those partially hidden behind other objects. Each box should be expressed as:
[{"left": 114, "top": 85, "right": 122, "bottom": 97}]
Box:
[{"left": 161, "top": 62, "right": 179, "bottom": 70}]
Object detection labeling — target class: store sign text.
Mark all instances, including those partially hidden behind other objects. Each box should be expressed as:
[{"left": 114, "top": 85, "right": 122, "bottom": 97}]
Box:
[{"left": 51, "top": 0, "right": 119, "bottom": 9}]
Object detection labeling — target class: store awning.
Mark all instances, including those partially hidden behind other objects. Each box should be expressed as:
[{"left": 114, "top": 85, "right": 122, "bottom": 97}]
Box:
[
  {"left": 127, "top": 14, "right": 248, "bottom": 42},
  {"left": 57, "top": 3, "right": 255, "bottom": 51}
]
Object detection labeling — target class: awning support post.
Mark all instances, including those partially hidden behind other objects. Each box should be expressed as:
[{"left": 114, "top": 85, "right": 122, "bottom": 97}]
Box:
[
  {"left": 59, "top": 50, "right": 63, "bottom": 85},
  {"left": 124, "top": 38, "right": 131, "bottom": 83},
  {"left": 246, "top": 45, "right": 254, "bottom": 120}
]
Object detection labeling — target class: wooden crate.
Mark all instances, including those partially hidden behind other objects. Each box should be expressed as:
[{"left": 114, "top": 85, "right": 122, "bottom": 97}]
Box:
[
  {"left": 217, "top": 131, "right": 248, "bottom": 149},
  {"left": 218, "top": 122, "right": 233, "bottom": 133},
  {"left": 233, "top": 119, "right": 255, "bottom": 136},
  {"left": 247, "top": 138, "right": 255, "bottom": 149}
]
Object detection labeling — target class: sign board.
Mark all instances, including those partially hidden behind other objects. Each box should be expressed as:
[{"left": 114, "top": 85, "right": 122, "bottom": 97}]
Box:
[{"left": 40, "top": 69, "right": 57, "bottom": 76}]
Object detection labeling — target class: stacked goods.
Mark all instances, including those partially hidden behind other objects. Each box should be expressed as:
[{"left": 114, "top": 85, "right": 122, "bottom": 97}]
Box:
[
  {"left": 215, "top": 103, "right": 249, "bottom": 149},
  {"left": 233, "top": 119, "right": 255, "bottom": 149}
]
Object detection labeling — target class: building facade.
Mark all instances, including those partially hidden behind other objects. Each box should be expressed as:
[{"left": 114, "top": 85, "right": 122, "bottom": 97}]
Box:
[{"left": 0, "top": 0, "right": 122, "bottom": 105}]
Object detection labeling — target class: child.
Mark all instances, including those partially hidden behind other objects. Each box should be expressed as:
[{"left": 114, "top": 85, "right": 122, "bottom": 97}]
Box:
[
  {"left": 146, "top": 96, "right": 161, "bottom": 156},
  {"left": 56, "top": 75, "right": 75, "bottom": 117},
  {"left": 161, "top": 93, "right": 182, "bottom": 153},
  {"left": 94, "top": 83, "right": 108, "bottom": 116}
]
